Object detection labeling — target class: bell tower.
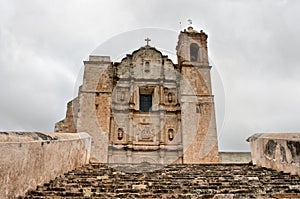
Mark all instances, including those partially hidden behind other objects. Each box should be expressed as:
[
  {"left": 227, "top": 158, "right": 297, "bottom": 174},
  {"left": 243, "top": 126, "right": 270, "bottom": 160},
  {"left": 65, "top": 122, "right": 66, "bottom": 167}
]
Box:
[
  {"left": 176, "top": 25, "right": 219, "bottom": 163},
  {"left": 177, "top": 26, "right": 209, "bottom": 66}
]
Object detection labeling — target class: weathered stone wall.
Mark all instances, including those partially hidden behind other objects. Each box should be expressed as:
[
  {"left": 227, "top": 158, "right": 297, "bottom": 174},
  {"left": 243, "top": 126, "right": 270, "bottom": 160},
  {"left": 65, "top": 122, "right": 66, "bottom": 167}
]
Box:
[
  {"left": 177, "top": 27, "right": 219, "bottom": 163},
  {"left": 55, "top": 97, "right": 79, "bottom": 133},
  {"left": 56, "top": 27, "right": 219, "bottom": 164},
  {"left": 180, "top": 66, "right": 219, "bottom": 163},
  {"left": 219, "top": 152, "right": 251, "bottom": 163},
  {"left": 77, "top": 56, "right": 112, "bottom": 162},
  {"left": 0, "top": 132, "right": 91, "bottom": 198},
  {"left": 247, "top": 133, "right": 300, "bottom": 175},
  {"left": 108, "top": 48, "right": 183, "bottom": 164}
]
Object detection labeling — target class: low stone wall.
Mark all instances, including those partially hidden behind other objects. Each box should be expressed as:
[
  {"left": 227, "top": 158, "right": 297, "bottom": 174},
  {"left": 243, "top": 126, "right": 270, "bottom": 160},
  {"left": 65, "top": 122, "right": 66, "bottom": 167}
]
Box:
[
  {"left": 247, "top": 133, "right": 300, "bottom": 175},
  {"left": 219, "top": 152, "right": 251, "bottom": 163},
  {"left": 0, "top": 132, "right": 91, "bottom": 198}
]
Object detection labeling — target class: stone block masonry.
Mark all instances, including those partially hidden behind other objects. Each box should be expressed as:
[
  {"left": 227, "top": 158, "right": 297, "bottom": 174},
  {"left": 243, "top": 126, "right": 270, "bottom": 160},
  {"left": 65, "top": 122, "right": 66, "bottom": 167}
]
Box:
[
  {"left": 0, "top": 132, "right": 91, "bottom": 198},
  {"left": 56, "top": 26, "right": 220, "bottom": 164},
  {"left": 24, "top": 163, "right": 300, "bottom": 198},
  {"left": 219, "top": 152, "right": 251, "bottom": 163}
]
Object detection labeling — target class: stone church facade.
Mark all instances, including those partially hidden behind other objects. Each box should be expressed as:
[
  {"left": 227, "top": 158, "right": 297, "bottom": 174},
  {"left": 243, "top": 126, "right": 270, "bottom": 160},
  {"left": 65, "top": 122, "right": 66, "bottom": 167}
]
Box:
[{"left": 55, "top": 26, "right": 219, "bottom": 164}]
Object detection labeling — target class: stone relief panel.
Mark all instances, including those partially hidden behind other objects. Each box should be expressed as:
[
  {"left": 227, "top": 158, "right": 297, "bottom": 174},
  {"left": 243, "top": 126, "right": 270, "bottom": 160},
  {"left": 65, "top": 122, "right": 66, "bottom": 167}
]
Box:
[
  {"left": 138, "top": 126, "right": 154, "bottom": 142},
  {"left": 132, "top": 119, "right": 159, "bottom": 145}
]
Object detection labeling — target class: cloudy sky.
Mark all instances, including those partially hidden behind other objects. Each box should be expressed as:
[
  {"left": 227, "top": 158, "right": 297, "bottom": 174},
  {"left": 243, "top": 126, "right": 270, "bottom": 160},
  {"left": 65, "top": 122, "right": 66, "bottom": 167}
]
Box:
[{"left": 0, "top": 0, "right": 299, "bottom": 151}]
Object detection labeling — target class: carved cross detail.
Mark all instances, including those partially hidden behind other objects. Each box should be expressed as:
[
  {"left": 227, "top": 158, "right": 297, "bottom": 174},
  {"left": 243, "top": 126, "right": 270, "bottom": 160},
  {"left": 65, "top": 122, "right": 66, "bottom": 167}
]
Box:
[{"left": 145, "top": 37, "right": 151, "bottom": 46}]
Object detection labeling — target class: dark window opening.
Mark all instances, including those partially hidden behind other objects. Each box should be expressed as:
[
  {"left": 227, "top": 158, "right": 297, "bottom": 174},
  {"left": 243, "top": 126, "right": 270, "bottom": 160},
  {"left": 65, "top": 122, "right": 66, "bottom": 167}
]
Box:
[
  {"left": 140, "top": 94, "right": 152, "bottom": 111},
  {"left": 190, "top": 43, "right": 199, "bottom": 62}
]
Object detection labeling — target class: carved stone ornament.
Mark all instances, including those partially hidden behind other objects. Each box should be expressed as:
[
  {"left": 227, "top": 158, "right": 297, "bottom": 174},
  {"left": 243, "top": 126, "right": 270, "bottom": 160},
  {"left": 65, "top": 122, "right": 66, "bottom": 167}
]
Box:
[{"left": 140, "top": 127, "right": 154, "bottom": 141}]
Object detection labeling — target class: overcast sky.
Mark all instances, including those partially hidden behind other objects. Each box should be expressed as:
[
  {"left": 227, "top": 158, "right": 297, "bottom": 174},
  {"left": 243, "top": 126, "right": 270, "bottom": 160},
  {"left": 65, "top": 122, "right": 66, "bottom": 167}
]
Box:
[{"left": 0, "top": 0, "right": 299, "bottom": 151}]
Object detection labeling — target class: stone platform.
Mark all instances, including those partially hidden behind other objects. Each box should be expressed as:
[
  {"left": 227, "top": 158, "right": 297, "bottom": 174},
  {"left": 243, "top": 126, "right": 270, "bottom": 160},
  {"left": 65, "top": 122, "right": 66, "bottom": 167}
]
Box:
[{"left": 23, "top": 163, "right": 300, "bottom": 198}]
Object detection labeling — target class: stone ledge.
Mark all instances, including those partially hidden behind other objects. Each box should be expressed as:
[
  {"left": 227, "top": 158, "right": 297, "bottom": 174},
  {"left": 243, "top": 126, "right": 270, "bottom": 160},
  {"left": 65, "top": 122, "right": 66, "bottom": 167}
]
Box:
[
  {"left": 0, "top": 132, "right": 89, "bottom": 143},
  {"left": 247, "top": 133, "right": 300, "bottom": 142}
]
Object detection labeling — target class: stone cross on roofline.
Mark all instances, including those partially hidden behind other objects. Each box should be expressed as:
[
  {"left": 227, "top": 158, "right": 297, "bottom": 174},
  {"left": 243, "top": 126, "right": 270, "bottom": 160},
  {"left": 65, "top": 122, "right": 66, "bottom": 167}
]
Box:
[{"left": 145, "top": 37, "right": 151, "bottom": 46}]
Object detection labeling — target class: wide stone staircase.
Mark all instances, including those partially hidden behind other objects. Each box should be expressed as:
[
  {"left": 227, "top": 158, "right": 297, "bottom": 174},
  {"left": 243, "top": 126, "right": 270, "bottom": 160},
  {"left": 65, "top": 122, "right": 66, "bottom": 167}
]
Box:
[{"left": 24, "top": 163, "right": 300, "bottom": 198}]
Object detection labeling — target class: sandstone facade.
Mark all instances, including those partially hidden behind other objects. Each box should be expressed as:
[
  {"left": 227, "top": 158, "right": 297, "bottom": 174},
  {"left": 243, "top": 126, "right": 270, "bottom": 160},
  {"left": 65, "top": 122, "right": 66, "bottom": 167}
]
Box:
[{"left": 55, "top": 26, "right": 219, "bottom": 163}]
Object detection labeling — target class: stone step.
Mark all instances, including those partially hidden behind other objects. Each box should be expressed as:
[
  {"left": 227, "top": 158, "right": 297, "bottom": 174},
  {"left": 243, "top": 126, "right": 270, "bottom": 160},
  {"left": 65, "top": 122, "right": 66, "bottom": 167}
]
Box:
[{"left": 23, "top": 163, "right": 300, "bottom": 198}]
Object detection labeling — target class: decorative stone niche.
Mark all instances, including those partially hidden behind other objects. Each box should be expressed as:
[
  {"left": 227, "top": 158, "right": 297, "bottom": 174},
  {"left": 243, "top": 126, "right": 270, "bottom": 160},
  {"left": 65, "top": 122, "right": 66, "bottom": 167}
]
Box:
[
  {"left": 168, "top": 129, "right": 174, "bottom": 141},
  {"left": 117, "top": 128, "right": 124, "bottom": 140}
]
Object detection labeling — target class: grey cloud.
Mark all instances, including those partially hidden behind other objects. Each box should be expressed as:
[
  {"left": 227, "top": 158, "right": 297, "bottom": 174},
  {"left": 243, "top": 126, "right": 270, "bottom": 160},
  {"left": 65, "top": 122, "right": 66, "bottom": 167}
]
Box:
[{"left": 0, "top": 0, "right": 299, "bottom": 151}]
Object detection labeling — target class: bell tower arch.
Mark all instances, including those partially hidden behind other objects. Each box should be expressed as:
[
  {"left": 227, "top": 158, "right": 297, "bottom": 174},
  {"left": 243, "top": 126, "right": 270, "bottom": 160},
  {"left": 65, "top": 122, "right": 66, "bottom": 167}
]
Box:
[
  {"left": 176, "top": 26, "right": 209, "bottom": 66},
  {"left": 190, "top": 43, "right": 199, "bottom": 62}
]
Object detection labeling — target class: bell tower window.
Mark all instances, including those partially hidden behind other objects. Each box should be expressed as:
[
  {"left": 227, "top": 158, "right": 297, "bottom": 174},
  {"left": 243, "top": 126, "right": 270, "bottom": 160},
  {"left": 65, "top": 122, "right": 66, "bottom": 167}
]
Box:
[{"left": 190, "top": 43, "right": 199, "bottom": 62}]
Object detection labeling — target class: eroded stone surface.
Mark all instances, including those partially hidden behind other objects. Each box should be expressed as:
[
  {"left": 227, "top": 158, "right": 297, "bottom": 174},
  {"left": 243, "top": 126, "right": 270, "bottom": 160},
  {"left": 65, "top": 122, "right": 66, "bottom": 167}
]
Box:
[
  {"left": 219, "top": 152, "right": 251, "bottom": 163},
  {"left": 55, "top": 27, "right": 219, "bottom": 164},
  {"left": 248, "top": 133, "right": 300, "bottom": 176},
  {"left": 0, "top": 132, "right": 91, "bottom": 199},
  {"left": 23, "top": 163, "right": 300, "bottom": 198}
]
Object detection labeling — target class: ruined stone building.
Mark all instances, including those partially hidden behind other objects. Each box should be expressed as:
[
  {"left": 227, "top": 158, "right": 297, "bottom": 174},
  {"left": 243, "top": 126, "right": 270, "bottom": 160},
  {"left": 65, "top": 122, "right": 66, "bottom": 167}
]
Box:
[
  {"left": 55, "top": 26, "right": 219, "bottom": 164},
  {"left": 2, "top": 26, "right": 300, "bottom": 199}
]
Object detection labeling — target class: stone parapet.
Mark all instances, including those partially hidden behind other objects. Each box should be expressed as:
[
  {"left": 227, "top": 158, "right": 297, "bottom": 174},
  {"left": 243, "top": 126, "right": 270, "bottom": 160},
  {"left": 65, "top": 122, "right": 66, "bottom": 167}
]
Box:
[
  {"left": 247, "top": 133, "right": 300, "bottom": 175},
  {"left": 0, "top": 132, "right": 91, "bottom": 198},
  {"left": 219, "top": 152, "right": 251, "bottom": 163}
]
